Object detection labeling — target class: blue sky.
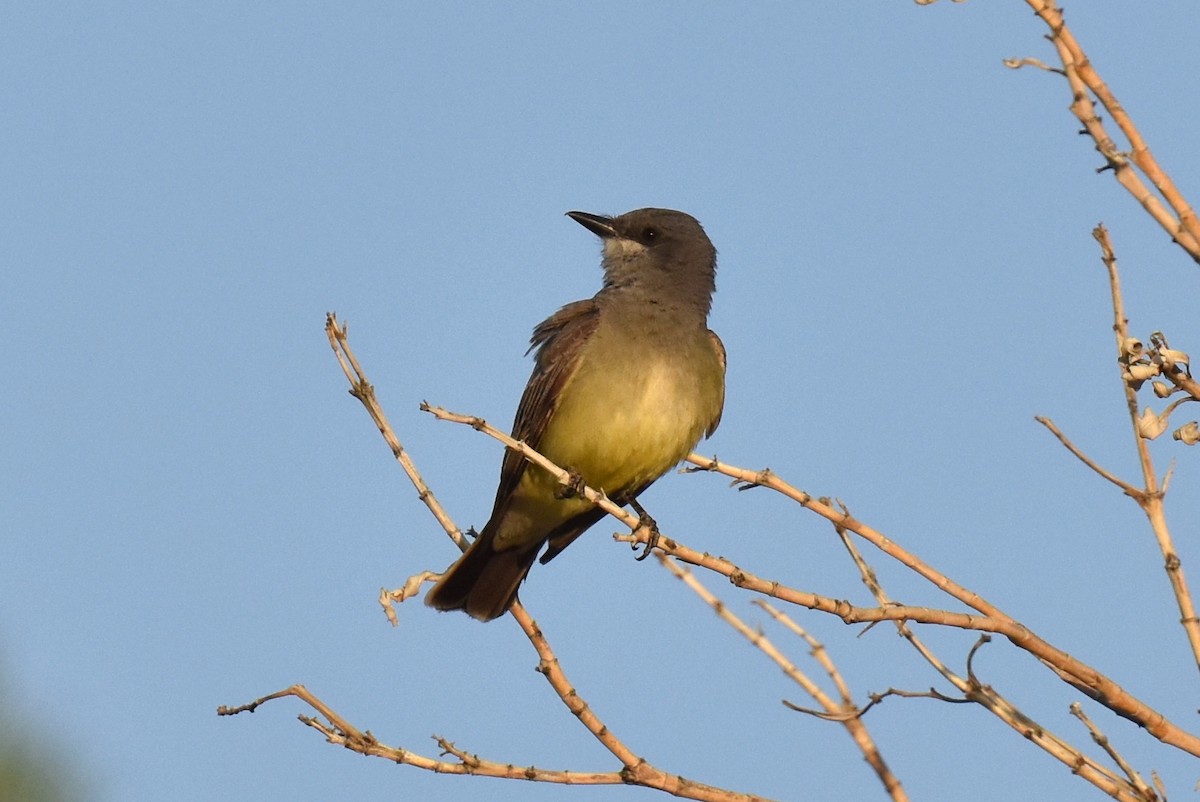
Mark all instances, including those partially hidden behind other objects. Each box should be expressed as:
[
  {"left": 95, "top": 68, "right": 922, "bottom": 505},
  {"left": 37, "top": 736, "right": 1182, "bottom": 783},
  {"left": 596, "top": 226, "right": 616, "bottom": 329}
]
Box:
[{"left": 5, "top": 3, "right": 1200, "bottom": 800}]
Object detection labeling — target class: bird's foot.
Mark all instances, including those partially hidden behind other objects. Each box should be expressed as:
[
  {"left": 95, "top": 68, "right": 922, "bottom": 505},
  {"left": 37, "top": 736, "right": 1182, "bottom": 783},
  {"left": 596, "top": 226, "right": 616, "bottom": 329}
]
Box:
[
  {"left": 629, "top": 498, "right": 660, "bottom": 561},
  {"left": 554, "top": 467, "right": 588, "bottom": 500}
]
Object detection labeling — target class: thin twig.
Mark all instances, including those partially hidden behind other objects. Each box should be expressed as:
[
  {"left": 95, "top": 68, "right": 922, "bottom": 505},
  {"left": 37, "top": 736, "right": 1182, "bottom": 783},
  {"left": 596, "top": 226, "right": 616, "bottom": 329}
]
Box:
[
  {"left": 1022, "top": 1, "right": 1200, "bottom": 260},
  {"left": 1071, "top": 702, "right": 1159, "bottom": 801},
  {"left": 379, "top": 571, "right": 441, "bottom": 626},
  {"left": 422, "top": 404, "right": 643, "bottom": 532},
  {"left": 754, "top": 602, "right": 855, "bottom": 707},
  {"left": 833, "top": 519, "right": 1151, "bottom": 801},
  {"left": 217, "top": 678, "right": 774, "bottom": 801},
  {"left": 217, "top": 685, "right": 627, "bottom": 785},
  {"left": 656, "top": 554, "right": 907, "bottom": 802},
  {"left": 325, "top": 314, "right": 468, "bottom": 551},
  {"left": 681, "top": 453, "right": 1200, "bottom": 760},
  {"left": 1093, "top": 227, "right": 1200, "bottom": 673},
  {"left": 1034, "top": 416, "right": 1142, "bottom": 498}
]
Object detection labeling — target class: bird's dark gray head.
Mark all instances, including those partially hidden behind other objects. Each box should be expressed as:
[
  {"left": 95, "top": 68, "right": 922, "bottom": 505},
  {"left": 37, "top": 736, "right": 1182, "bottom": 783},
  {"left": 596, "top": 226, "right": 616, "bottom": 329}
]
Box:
[{"left": 566, "top": 207, "right": 717, "bottom": 314}]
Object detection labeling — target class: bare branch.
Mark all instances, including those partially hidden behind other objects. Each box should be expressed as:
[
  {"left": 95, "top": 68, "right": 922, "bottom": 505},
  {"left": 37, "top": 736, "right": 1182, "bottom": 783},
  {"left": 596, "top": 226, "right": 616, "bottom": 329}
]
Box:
[
  {"left": 683, "top": 453, "right": 1200, "bottom": 760},
  {"left": 753, "top": 602, "right": 855, "bottom": 707},
  {"left": 1093, "top": 227, "right": 1200, "bottom": 672},
  {"left": 379, "top": 571, "right": 442, "bottom": 626},
  {"left": 657, "top": 555, "right": 907, "bottom": 802},
  {"left": 394, "top": 392, "right": 1200, "bottom": 764},
  {"left": 834, "top": 519, "right": 1154, "bottom": 802},
  {"left": 325, "top": 314, "right": 468, "bottom": 552},
  {"left": 1002, "top": 56, "right": 1062, "bottom": 74},
  {"left": 1022, "top": 2, "right": 1200, "bottom": 260},
  {"left": 1034, "top": 415, "right": 1143, "bottom": 498},
  {"left": 218, "top": 685, "right": 628, "bottom": 786},
  {"left": 423, "top": 403, "right": 644, "bottom": 534},
  {"left": 1071, "top": 702, "right": 1160, "bottom": 801}
]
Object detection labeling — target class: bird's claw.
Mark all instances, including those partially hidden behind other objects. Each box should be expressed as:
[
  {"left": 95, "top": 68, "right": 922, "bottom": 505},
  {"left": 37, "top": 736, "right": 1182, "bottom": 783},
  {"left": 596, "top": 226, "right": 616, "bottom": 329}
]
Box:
[
  {"left": 629, "top": 498, "right": 660, "bottom": 561},
  {"left": 554, "top": 467, "right": 588, "bottom": 500}
]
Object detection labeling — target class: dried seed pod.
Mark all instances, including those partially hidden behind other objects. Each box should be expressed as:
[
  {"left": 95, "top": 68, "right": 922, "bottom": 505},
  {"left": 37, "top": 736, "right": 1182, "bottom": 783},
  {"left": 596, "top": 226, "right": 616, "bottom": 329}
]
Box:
[
  {"left": 1157, "top": 348, "right": 1190, "bottom": 370},
  {"left": 1173, "top": 421, "right": 1200, "bottom": 446},
  {"left": 1124, "top": 364, "right": 1160, "bottom": 387},
  {"left": 1137, "top": 407, "right": 1169, "bottom": 440}
]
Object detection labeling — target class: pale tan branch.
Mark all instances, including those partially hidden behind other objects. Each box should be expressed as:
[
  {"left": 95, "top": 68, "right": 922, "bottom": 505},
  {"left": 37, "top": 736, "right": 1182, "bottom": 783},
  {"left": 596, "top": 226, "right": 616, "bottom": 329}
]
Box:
[
  {"left": 657, "top": 555, "right": 906, "bottom": 802},
  {"left": 375, "top": 565, "right": 728, "bottom": 795},
  {"left": 218, "top": 685, "right": 628, "bottom": 786},
  {"left": 1071, "top": 702, "right": 1160, "bottom": 801},
  {"left": 959, "top": 0, "right": 1200, "bottom": 259},
  {"left": 1095, "top": 226, "right": 1159, "bottom": 493},
  {"left": 223, "top": 591, "right": 771, "bottom": 799},
  {"left": 681, "top": 453, "right": 1200, "bottom": 759},
  {"left": 1093, "top": 226, "right": 1200, "bottom": 673},
  {"left": 428, "top": 399, "right": 1165, "bottom": 751},
  {"left": 614, "top": 530, "right": 1005, "bottom": 632},
  {"left": 1023, "top": 1, "right": 1200, "bottom": 261},
  {"left": 508, "top": 604, "right": 639, "bottom": 768},
  {"left": 1151, "top": 772, "right": 1168, "bottom": 802},
  {"left": 753, "top": 601, "right": 855, "bottom": 707},
  {"left": 503, "top": 604, "right": 774, "bottom": 801},
  {"left": 423, "top": 404, "right": 651, "bottom": 535},
  {"left": 784, "top": 686, "right": 970, "bottom": 719},
  {"left": 1034, "top": 415, "right": 1142, "bottom": 498},
  {"left": 835, "top": 522, "right": 1154, "bottom": 802},
  {"left": 832, "top": 519, "right": 963, "bottom": 683},
  {"left": 1001, "top": 56, "right": 1061, "bottom": 74},
  {"left": 1160, "top": 360, "right": 1200, "bottom": 403},
  {"left": 379, "top": 571, "right": 441, "bottom": 626},
  {"left": 325, "top": 314, "right": 468, "bottom": 551}
]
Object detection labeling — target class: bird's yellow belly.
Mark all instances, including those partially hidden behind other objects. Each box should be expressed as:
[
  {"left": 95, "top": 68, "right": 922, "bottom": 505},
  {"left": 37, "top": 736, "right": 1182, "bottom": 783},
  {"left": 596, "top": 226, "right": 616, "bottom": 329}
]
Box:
[{"left": 538, "top": 357, "right": 714, "bottom": 494}]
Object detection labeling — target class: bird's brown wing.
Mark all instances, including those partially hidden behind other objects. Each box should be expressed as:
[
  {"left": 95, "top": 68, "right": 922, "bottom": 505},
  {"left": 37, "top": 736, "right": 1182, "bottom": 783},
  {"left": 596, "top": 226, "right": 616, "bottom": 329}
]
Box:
[
  {"left": 490, "top": 299, "right": 601, "bottom": 512},
  {"left": 705, "top": 329, "right": 727, "bottom": 437}
]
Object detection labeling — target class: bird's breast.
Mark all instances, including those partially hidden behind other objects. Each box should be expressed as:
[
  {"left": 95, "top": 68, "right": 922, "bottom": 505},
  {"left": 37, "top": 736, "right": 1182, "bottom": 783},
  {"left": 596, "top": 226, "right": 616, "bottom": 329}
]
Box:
[{"left": 537, "top": 330, "right": 723, "bottom": 495}]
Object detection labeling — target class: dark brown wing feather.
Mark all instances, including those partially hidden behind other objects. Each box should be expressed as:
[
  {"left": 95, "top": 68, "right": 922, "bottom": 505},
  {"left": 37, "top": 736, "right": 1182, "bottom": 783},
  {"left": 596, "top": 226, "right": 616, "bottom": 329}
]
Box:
[
  {"left": 705, "top": 329, "right": 727, "bottom": 437},
  {"left": 426, "top": 299, "right": 601, "bottom": 620},
  {"left": 491, "top": 299, "right": 600, "bottom": 512}
]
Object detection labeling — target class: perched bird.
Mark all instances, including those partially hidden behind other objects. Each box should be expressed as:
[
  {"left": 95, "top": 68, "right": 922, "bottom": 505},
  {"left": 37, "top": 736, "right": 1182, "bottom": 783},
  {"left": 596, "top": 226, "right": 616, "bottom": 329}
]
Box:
[{"left": 426, "top": 208, "right": 725, "bottom": 621}]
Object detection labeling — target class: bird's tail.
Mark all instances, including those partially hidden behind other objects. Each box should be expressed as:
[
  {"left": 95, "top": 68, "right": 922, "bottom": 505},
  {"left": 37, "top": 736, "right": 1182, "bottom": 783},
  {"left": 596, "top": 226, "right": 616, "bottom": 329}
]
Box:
[{"left": 424, "top": 523, "right": 541, "bottom": 622}]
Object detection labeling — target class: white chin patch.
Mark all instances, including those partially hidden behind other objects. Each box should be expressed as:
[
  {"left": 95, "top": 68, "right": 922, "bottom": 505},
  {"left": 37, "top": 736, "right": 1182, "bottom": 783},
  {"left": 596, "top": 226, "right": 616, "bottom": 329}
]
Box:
[{"left": 604, "top": 237, "right": 648, "bottom": 261}]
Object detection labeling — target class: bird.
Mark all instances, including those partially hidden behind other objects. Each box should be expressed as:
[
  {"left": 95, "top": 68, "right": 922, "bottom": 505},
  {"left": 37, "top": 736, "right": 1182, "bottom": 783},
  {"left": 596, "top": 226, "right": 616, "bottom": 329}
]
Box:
[{"left": 425, "top": 207, "right": 726, "bottom": 621}]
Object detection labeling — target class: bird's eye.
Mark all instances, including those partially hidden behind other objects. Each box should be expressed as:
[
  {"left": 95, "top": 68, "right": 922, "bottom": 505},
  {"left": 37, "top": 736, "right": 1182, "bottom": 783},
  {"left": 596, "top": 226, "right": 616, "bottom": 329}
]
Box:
[{"left": 642, "top": 227, "right": 658, "bottom": 242}]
